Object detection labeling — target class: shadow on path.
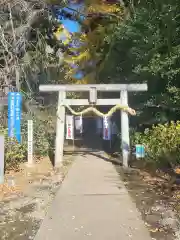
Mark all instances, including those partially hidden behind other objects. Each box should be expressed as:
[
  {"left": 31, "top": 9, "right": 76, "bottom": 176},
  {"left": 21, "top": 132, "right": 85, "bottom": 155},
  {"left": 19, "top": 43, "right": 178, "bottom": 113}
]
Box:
[{"left": 48, "top": 116, "right": 121, "bottom": 166}]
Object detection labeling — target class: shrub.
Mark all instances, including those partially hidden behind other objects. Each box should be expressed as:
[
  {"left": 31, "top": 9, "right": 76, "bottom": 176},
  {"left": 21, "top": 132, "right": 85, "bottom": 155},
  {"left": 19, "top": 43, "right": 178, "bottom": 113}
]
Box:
[
  {"left": 131, "top": 121, "right": 180, "bottom": 168},
  {"left": 0, "top": 113, "right": 55, "bottom": 171},
  {"left": 5, "top": 138, "right": 27, "bottom": 171},
  {"left": 0, "top": 127, "right": 27, "bottom": 171},
  {"left": 21, "top": 114, "right": 54, "bottom": 157}
]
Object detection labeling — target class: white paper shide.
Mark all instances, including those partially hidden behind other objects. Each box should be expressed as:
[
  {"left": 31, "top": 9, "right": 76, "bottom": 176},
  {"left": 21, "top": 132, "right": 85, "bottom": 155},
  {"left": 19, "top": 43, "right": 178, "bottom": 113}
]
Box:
[
  {"left": 96, "top": 117, "right": 102, "bottom": 134},
  {"left": 75, "top": 115, "right": 83, "bottom": 133}
]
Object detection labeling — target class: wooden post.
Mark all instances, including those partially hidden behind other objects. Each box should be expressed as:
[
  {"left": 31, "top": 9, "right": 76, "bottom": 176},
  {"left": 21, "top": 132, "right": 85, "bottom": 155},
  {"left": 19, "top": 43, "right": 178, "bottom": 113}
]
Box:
[
  {"left": 27, "top": 120, "right": 34, "bottom": 166},
  {"left": 55, "top": 91, "right": 66, "bottom": 168},
  {"left": 120, "top": 90, "right": 130, "bottom": 167}
]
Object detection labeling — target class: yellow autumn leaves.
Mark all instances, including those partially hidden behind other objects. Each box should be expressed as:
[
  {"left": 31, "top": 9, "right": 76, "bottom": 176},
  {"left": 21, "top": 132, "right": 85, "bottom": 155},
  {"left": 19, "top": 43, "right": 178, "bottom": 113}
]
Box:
[
  {"left": 87, "top": 3, "right": 122, "bottom": 14},
  {"left": 62, "top": 0, "right": 124, "bottom": 83}
]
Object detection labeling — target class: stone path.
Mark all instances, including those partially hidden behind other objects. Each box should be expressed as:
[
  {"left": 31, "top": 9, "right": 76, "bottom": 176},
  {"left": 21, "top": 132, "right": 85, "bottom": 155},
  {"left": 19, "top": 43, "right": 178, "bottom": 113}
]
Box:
[{"left": 34, "top": 152, "right": 152, "bottom": 240}]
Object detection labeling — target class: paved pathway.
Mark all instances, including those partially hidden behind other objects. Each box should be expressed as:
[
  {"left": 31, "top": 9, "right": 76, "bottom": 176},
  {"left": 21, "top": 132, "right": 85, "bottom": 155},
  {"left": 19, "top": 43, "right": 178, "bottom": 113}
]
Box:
[{"left": 34, "top": 152, "right": 152, "bottom": 240}]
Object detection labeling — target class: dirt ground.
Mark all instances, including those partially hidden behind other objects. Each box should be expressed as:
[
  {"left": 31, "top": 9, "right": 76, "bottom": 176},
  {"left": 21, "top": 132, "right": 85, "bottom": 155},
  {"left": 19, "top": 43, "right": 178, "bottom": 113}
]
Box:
[
  {"left": 116, "top": 164, "right": 180, "bottom": 240},
  {"left": 0, "top": 148, "right": 180, "bottom": 240},
  {"left": 0, "top": 152, "right": 74, "bottom": 240}
]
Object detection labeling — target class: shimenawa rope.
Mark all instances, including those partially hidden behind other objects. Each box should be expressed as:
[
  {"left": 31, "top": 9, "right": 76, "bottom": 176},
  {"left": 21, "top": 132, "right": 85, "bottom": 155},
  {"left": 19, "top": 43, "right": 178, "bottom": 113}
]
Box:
[{"left": 57, "top": 104, "right": 136, "bottom": 119}]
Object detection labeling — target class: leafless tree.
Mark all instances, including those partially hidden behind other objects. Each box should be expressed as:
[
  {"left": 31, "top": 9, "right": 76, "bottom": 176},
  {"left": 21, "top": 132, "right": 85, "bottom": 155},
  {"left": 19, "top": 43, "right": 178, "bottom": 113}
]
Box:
[{"left": 0, "top": 0, "right": 65, "bottom": 97}]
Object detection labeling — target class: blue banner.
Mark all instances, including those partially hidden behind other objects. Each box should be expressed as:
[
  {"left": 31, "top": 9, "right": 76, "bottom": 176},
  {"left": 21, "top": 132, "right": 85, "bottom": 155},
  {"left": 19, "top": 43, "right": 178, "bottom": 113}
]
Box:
[{"left": 8, "top": 92, "right": 22, "bottom": 143}]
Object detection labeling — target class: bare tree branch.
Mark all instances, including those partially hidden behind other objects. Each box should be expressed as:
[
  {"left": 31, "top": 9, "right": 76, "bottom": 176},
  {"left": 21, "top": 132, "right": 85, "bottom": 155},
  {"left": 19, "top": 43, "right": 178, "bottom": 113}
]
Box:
[{"left": 0, "top": 0, "right": 51, "bottom": 90}]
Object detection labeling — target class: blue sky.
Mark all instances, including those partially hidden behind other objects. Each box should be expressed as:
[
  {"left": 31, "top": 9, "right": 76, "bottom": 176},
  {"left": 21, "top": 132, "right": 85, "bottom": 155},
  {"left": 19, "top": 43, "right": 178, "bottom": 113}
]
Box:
[{"left": 52, "top": 2, "right": 85, "bottom": 79}]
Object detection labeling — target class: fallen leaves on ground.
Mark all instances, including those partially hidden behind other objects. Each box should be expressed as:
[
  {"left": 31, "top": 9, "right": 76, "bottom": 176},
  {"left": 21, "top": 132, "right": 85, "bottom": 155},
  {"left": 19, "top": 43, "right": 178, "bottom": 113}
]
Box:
[
  {"left": 0, "top": 184, "right": 21, "bottom": 199},
  {"left": 119, "top": 164, "right": 180, "bottom": 240}
]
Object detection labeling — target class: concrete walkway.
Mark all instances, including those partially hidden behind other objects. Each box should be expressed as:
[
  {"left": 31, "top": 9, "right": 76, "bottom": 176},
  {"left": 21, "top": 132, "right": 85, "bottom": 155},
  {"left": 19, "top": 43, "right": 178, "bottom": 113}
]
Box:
[{"left": 34, "top": 152, "right": 152, "bottom": 240}]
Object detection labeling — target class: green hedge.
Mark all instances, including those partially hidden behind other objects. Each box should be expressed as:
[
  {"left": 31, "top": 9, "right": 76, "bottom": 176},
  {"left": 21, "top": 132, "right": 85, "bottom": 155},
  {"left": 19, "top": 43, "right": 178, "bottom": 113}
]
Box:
[
  {"left": 131, "top": 121, "right": 180, "bottom": 168},
  {"left": 0, "top": 113, "right": 55, "bottom": 170}
]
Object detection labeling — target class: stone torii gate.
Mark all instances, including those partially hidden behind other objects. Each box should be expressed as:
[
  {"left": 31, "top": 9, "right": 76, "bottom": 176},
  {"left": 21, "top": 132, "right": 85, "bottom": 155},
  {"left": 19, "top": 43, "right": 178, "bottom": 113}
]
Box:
[{"left": 39, "top": 84, "right": 147, "bottom": 168}]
